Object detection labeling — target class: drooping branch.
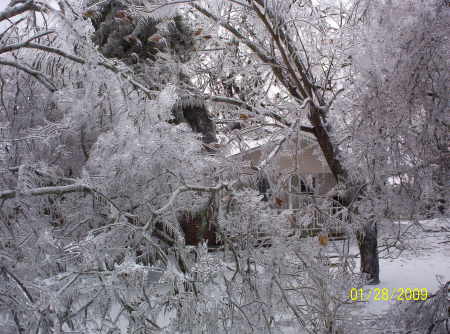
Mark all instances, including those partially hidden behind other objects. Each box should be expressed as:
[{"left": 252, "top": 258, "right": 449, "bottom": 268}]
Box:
[
  {"left": 190, "top": 3, "right": 301, "bottom": 100},
  {"left": 0, "top": 0, "right": 39, "bottom": 22},
  {"left": 0, "top": 175, "right": 227, "bottom": 265},
  {"left": 0, "top": 58, "right": 57, "bottom": 92},
  {"left": 208, "top": 94, "right": 315, "bottom": 134},
  {"left": 208, "top": 95, "right": 289, "bottom": 127},
  {"left": 0, "top": 39, "right": 157, "bottom": 97},
  {"left": 153, "top": 182, "right": 233, "bottom": 215},
  {"left": 0, "top": 177, "right": 232, "bottom": 218},
  {"left": 0, "top": 30, "right": 55, "bottom": 54},
  {"left": 193, "top": 2, "right": 349, "bottom": 184},
  {"left": 6, "top": 165, "right": 77, "bottom": 185},
  {"left": 0, "top": 183, "right": 90, "bottom": 200}
]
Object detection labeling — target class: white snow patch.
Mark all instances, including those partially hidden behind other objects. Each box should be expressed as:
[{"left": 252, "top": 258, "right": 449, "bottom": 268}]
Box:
[{"left": 362, "top": 218, "right": 450, "bottom": 315}]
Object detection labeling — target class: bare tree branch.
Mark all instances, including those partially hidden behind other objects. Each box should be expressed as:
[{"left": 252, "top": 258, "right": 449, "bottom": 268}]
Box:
[
  {"left": 255, "top": 98, "right": 311, "bottom": 171},
  {"left": 0, "top": 58, "right": 57, "bottom": 91},
  {"left": 0, "top": 0, "right": 38, "bottom": 22},
  {"left": 251, "top": 0, "right": 309, "bottom": 99},
  {"left": 198, "top": 94, "right": 314, "bottom": 134},
  {"left": 208, "top": 95, "right": 291, "bottom": 127},
  {"left": 2, "top": 267, "right": 34, "bottom": 304},
  {"left": 154, "top": 182, "right": 232, "bottom": 215},
  {"left": 0, "top": 38, "right": 155, "bottom": 97},
  {"left": 191, "top": 3, "right": 302, "bottom": 101},
  {"left": 0, "top": 183, "right": 90, "bottom": 200}
]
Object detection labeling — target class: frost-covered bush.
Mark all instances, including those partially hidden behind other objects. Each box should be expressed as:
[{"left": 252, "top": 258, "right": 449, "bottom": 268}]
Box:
[
  {"left": 1, "top": 0, "right": 447, "bottom": 333},
  {"left": 376, "top": 281, "right": 449, "bottom": 334}
]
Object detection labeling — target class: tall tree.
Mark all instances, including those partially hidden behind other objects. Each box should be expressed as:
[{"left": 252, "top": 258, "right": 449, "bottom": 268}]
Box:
[
  {"left": 185, "top": 0, "right": 448, "bottom": 284},
  {"left": 0, "top": 0, "right": 447, "bottom": 333},
  {"left": 187, "top": 0, "right": 380, "bottom": 282}
]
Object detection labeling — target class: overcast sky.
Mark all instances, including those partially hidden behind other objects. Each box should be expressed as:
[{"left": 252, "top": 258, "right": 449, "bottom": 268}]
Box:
[{"left": 0, "top": 0, "right": 8, "bottom": 11}]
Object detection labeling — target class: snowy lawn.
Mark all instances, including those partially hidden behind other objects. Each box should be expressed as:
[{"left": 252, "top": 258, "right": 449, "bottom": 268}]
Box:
[{"left": 359, "top": 218, "right": 450, "bottom": 315}]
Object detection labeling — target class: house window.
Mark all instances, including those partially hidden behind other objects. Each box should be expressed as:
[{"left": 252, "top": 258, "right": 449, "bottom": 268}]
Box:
[
  {"left": 291, "top": 175, "right": 315, "bottom": 194},
  {"left": 288, "top": 175, "right": 316, "bottom": 209},
  {"left": 300, "top": 177, "right": 311, "bottom": 193}
]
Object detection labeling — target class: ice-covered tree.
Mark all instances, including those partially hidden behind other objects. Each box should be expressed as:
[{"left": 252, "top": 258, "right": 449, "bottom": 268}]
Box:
[
  {"left": 0, "top": 0, "right": 448, "bottom": 333},
  {"left": 183, "top": 0, "right": 448, "bottom": 284}
]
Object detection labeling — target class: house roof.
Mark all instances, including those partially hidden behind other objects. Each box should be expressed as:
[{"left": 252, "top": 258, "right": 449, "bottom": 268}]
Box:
[
  {"left": 231, "top": 133, "right": 317, "bottom": 159},
  {"left": 231, "top": 134, "right": 332, "bottom": 175}
]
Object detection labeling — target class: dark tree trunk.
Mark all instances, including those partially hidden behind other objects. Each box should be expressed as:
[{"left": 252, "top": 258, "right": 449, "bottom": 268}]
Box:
[
  {"left": 256, "top": 170, "right": 270, "bottom": 201},
  {"left": 178, "top": 208, "right": 219, "bottom": 246},
  {"left": 309, "top": 105, "right": 380, "bottom": 284},
  {"left": 356, "top": 220, "right": 380, "bottom": 284},
  {"left": 171, "top": 96, "right": 217, "bottom": 144}
]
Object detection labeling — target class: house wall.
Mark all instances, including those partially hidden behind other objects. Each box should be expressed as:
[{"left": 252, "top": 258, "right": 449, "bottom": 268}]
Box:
[
  {"left": 315, "top": 173, "right": 336, "bottom": 194},
  {"left": 237, "top": 142, "right": 336, "bottom": 198},
  {"left": 232, "top": 141, "right": 344, "bottom": 235},
  {"left": 276, "top": 146, "right": 331, "bottom": 175}
]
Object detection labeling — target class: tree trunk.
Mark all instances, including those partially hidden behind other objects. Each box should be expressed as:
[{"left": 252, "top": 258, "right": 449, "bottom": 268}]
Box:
[
  {"left": 245, "top": 0, "right": 380, "bottom": 284},
  {"left": 309, "top": 106, "right": 380, "bottom": 283},
  {"left": 356, "top": 220, "right": 380, "bottom": 284}
]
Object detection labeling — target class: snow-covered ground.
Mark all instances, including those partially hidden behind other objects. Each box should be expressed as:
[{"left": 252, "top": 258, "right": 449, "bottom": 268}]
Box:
[
  {"left": 360, "top": 218, "right": 450, "bottom": 315},
  {"left": 90, "top": 218, "right": 450, "bottom": 333}
]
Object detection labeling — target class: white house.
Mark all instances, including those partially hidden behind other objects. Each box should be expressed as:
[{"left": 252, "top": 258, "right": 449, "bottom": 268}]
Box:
[
  {"left": 232, "top": 134, "right": 348, "bottom": 239},
  {"left": 233, "top": 134, "right": 337, "bottom": 209}
]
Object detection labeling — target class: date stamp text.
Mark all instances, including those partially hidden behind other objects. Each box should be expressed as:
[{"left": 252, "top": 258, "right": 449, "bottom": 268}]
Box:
[{"left": 349, "top": 287, "right": 429, "bottom": 302}]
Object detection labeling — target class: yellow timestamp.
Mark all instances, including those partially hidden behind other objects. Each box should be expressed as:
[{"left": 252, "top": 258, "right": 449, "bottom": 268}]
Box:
[{"left": 349, "top": 288, "right": 429, "bottom": 302}]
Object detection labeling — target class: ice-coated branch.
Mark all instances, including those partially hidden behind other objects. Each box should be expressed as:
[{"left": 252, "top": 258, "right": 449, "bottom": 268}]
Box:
[
  {"left": 154, "top": 182, "right": 232, "bottom": 215},
  {"left": 0, "top": 183, "right": 91, "bottom": 200},
  {"left": 191, "top": 2, "right": 300, "bottom": 99},
  {"left": 255, "top": 98, "right": 311, "bottom": 171},
  {"left": 251, "top": 0, "right": 309, "bottom": 99},
  {"left": 0, "top": 58, "right": 57, "bottom": 92},
  {"left": 0, "top": 30, "right": 56, "bottom": 54},
  {"left": 208, "top": 95, "right": 290, "bottom": 126},
  {"left": 1, "top": 267, "right": 34, "bottom": 304},
  {"left": 0, "top": 40, "right": 156, "bottom": 97},
  {"left": 0, "top": 180, "right": 133, "bottom": 223},
  {"left": 273, "top": 276, "right": 312, "bottom": 334},
  {"left": 253, "top": 0, "right": 317, "bottom": 95},
  {"left": 5, "top": 165, "right": 77, "bottom": 185},
  {"left": 0, "top": 176, "right": 230, "bottom": 223},
  {"left": 190, "top": 3, "right": 270, "bottom": 64},
  {"left": 143, "top": 0, "right": 195, "bottom": 15},
  {"left": 207, "top": 95, "right": 315, "bottom": 134},
  {"left": 0, "top": 0, "right": 39, "bottom": 22}
]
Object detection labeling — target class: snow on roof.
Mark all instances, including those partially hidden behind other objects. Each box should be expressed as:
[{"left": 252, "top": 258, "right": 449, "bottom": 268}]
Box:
[{"left": 229, "top": 132, "right": 317, "bottom": 158}]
